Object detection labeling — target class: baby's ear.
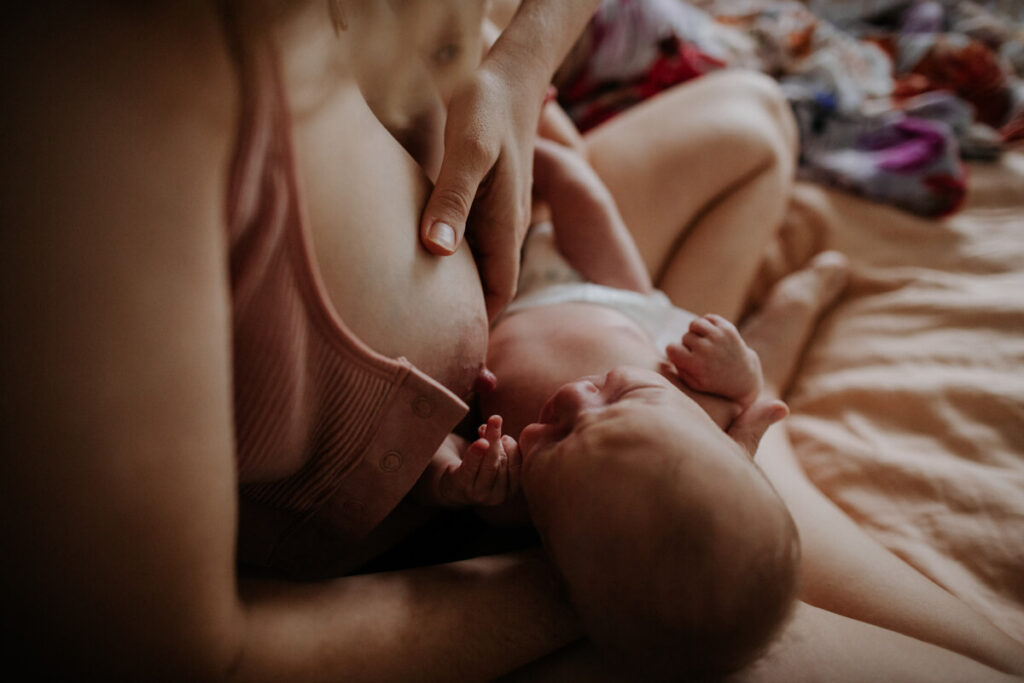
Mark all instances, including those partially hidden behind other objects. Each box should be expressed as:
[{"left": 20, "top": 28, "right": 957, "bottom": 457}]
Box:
[{"left": 727, "top": 399, "right": 789, "bottom": 457}]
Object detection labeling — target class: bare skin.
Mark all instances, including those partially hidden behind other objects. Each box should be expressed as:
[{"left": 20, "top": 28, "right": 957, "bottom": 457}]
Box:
[
  {"left": 741, "top": 251, "right": 850, "bottom": 393},
  {"left": 668, "top": 313, "right": 763, "bottom": 409},
  {"left": 586, "top": 69, "right": 799, "bottom": 322},
  {"left": 741, "top": 255, "right": 1024, "bottom": 678},
  {"left": 1, "top": 2, "right": 606, "bottom": 679},
  {"left": 501, "top": 254, "right": 1024, "bottom": 682},
  {"left": 516, "top": 366, "right": 800, "bottom": 679},
  {"left": 414, "top": 415, "right": 523, "bottom": 508},
  {"left": 420, "top": 0, "right": 602, "bottom": 320}
]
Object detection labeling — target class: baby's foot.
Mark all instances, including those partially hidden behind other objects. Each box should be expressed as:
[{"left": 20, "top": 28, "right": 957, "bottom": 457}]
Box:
[
  {"left": 666, "top": 314, "right": 763, "bottom": 408},
  {"left": 741, "top": 250, "right": 850, "bottom": 397}
]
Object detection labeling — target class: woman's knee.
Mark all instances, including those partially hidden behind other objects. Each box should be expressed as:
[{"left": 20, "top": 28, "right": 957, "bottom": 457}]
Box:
[{"left": 702, "top": 70, "right": 798, "bottom": 168}]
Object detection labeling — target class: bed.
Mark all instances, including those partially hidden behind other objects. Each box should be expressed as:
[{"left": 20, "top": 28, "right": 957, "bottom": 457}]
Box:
[{"left": 761, "top": 145, "right": 1024, "bottom": 642}]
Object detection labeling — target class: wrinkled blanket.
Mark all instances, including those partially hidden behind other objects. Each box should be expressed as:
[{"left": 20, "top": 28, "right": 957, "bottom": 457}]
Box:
[{"left": 751, "top": 143, "right": 1024, "bottom": 641}]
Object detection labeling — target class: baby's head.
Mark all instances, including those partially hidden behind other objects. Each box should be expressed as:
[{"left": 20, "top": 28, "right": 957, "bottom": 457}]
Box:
[{"left": 519, "top": 366, "right": 800, "bottom": 680}]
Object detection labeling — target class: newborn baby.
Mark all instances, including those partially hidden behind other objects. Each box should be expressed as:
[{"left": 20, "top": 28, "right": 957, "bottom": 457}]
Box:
[
  {"left": 517, "top": 364, "right": 800, "bottom": 680},
  {"left": 470, "top": 138, "right": 849, "bottom": 678},
  {"left": 484, "top": 294, "right": 802, "bottom": 679}
]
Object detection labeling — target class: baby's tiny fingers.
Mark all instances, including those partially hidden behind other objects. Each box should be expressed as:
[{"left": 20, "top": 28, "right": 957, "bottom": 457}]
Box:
[
  {"left": 456, "top": 439, "right": 487, "bottom": 490},
  {"left": 503, "top": 435, "right": 522, "bottom": 498},
  {"left": 682, "top": 331, "right": 712, "bottom": 351},
  {"left": 705, "top": 313, "right": 730, "bottom": 328},
  {"left": 483, "top": 415, "right": 503, "bottom": 443},
  {"left": 666, "top": 342, "right": 692, "bottom": 363},
  {"left": 487, "top": 452, "right": 509, "bottom": 506},
  {"left": 473, "top": 438, "right": 502, "bottom": 500}
]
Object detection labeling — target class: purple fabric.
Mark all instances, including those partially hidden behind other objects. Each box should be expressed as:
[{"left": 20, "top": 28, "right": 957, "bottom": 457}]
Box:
[
  {"left": 901, "top": 1, "right": 945, "bottom": 34},
  {"left": 859, "top": 117, "right": 949, "bottom": 172}
]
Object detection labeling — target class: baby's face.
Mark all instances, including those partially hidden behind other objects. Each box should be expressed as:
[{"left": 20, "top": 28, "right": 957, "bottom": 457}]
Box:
[
  {"left": 518, "top": 366, "right": 791, "bottom": 566},
  {"left": 518, "top": 367, "right": 800, "bottom": 672},
  {"left": 518, "top": 365, "right": 711, "bottom": 469},
  {"left": 520, "top": 367, "right": 714, "bottom": 520}
]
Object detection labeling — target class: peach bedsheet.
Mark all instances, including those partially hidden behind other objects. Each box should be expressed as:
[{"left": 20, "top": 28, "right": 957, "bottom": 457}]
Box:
[{"left": 759, "top": 144, "right": 1024, "bottom": 641}]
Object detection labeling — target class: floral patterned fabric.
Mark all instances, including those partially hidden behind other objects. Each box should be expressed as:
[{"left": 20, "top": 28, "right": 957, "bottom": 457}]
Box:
[{"left": 555, "top": 0, "right": 1024, "bottom": 217}]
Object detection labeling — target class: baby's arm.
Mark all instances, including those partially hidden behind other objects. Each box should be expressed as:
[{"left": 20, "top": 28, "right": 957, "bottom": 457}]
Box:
[
  {"left": 413, "top": 416, "right": 522, "bottom": 509},
  {"left": 532, "top": 137, "right": 651, "bottom": 293}
]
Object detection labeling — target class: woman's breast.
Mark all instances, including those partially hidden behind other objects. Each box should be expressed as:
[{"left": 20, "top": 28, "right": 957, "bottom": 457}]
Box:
[{"left": 293, "top": 86, "right": 487, "bottom": 399}]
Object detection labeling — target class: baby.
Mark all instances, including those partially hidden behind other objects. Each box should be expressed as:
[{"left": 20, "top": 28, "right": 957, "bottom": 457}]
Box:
[
  {"left": 378, "top": 3, "right": 839, "bottom": 677},
  {"left": 413, "top": 137, "right": 843, "bottom": 679},
  {"left": 478, "top": 134, "right": 851, "bottom": 678},
  {"left": 479, "top": 130, "right": 854, "bottom": 677}
]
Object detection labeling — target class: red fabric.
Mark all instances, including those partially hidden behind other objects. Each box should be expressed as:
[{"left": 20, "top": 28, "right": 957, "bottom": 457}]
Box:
[{"left": 904, "top": 37, "right": 1012, "bottom": 128}]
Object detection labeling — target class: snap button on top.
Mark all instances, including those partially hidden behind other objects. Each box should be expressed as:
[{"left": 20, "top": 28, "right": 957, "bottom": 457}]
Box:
[
  {"left": 380, "top": 451, "right": 403, "bottom": 472},
  {"left": 412, "top": 396, "right": 434, "bottom": 419},
  {"left": 341, "top": 499, "right": 366, "bottom": 519}
]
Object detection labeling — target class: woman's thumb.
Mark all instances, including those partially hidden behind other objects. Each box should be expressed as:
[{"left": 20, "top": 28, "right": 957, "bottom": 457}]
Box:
[
  {"left": 421, "top": 147, "right": 484, "bottom": 255},
  {"left": 727, "top": 399, "right": 789, "bottom": 457}
]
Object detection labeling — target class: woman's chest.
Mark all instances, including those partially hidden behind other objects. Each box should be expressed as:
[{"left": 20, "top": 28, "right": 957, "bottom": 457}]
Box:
[{"left": 290, "top": 88, "right": 488, "bottom": 399}]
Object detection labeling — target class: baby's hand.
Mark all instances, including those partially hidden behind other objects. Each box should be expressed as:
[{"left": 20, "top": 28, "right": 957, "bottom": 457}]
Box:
[
  {"left": 666, "top": 314, "right": 763, "bottom": 408},
  {"left": 436, "top": 416, "right": 521, "bottom": 508}
]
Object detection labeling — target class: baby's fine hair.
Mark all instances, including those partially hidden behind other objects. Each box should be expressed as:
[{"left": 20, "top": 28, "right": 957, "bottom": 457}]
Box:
[{"left": 559, "top": 425, "right": 800, "bottom": 681}]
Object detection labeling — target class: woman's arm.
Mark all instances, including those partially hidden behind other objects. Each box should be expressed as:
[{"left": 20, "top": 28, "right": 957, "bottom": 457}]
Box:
[
  {"left": 235, "top": 551, "right": 575, "bottom": 682},
  {"left": 499, "top": 602, "right": 1021, "bottom": 682},
  {"left": 755, "top": 425, "right": 1024, "bottom": 676},
  {"left": 0, "top": 6, "right": 579, "bottom": 680}
]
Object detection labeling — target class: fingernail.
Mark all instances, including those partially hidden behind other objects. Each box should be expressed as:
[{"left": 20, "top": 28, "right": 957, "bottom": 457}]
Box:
[{"left": 427, "top": 221, "right": 456, "bottom": 252}]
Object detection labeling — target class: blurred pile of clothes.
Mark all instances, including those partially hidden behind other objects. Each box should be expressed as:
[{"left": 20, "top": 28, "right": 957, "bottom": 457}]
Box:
[{"left": 555, "top": 0, "right": 1024, "bottom": 216}]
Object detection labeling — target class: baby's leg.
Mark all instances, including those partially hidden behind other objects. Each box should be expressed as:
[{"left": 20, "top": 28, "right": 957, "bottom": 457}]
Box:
[
  {"left": 666, "top": 315, "right": 762, "bottom": 409},
  {"left": 740, "top": 251, "right": 849, "bottom": 396}
]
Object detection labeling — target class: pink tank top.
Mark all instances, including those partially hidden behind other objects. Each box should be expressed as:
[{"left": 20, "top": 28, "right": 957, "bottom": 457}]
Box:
[{"left": 224, "top": 14, "right": 468, "bottom": 578}]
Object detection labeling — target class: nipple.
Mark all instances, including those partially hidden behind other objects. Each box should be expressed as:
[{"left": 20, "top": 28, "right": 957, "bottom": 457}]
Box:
[{"left": 474, "top": 365, "right": 498, "bottom": 394}]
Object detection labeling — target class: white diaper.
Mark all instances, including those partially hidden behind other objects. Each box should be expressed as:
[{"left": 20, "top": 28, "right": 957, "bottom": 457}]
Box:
[{"left": 504, "top": 222, "right": 696, "bottom": 350}]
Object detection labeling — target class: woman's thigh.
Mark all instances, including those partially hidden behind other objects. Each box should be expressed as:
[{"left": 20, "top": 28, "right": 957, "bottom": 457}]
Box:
[{"left": 584, "top": 69, "right": 796, "bottom": 279}]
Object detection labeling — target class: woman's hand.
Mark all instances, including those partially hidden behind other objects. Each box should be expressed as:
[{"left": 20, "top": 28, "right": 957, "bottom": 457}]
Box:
[
  {"left": 420, "top": 60, "right": 542, "bottom": 322},
  {"left": 419, "top": 0, "right": 601, "bottom": 322}
]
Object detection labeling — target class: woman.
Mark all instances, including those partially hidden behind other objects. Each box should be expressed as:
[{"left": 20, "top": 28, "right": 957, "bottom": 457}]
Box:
[{"left": 1, "top": 1, "right": 597, "bottom": 679}]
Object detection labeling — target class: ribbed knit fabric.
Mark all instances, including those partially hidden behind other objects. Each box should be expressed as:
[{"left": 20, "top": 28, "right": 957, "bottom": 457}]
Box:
[{"left": 223, "top": 8, "right": 467, "bottom": 578}]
